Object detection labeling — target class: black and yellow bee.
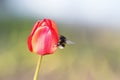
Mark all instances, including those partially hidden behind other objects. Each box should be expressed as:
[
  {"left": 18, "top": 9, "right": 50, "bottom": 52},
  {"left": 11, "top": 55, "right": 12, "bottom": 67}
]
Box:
[{"left": 58, "top": 35, "right": 74, "bottom": 49}]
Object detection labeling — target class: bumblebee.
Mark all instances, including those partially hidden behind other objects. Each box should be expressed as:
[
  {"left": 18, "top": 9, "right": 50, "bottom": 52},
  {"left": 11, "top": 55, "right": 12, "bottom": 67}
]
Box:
[{"left": 58, "top": 35, "right": 74, "bottom": 49}]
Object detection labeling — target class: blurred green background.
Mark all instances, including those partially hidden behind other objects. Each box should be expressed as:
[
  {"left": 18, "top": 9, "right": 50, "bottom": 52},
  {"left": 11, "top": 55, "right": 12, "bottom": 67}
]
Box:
[{"left": 1, "top": 0, "right": 120, "bottom": 80}]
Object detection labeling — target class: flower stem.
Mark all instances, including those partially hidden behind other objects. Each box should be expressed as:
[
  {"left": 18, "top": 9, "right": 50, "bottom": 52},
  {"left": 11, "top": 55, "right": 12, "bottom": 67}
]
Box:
[{"left": 33, "top": 56, "right": 43, "bottom": 80}]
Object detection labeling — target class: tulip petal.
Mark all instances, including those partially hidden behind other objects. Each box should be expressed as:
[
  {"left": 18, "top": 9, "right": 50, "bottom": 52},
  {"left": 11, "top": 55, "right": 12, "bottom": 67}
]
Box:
[
  {"left": 44, "top": 19, "right": 59, "bottom": 36},
  {"left": 44, "top": 28, "right": 58, "bottom": 54},
  {"left": 49, "top": 19, "right": 59, "bottom": 35},
  {"left": 28, "top": 35, "right": 33, "bottom": 52},
  {"left": 32, "top": 26, "right": 44, "bottom": 54},
  {"left": 30, "top": 20, "right": 44, "bottom": 36},
  {"left": 32, "top": 26, "right": 58, "bottom": 55}
]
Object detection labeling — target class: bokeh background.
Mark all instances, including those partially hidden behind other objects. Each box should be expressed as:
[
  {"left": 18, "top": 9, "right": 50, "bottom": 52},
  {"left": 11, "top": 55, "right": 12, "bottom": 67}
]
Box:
[{"left": 0, "top": 0, "right": 120, "bottom": 80}]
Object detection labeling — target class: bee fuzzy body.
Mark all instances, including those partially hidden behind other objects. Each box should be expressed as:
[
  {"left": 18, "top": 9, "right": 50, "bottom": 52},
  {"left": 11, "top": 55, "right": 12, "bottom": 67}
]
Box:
[
  {"left": 58, "top": 35, "right": 74, "bottom": 49},
  {"left": 57, "top": 35, "right": 67, "bottom": 49}
]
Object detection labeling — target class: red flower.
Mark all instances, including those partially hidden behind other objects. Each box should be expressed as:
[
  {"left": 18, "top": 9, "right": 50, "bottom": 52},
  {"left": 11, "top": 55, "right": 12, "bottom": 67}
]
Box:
[{"left": 27, "top": 19, "right": 59, "bottom": 55}]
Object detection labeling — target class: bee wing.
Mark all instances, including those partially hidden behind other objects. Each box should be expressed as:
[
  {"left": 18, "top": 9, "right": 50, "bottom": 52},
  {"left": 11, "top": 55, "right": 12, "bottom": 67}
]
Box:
[{"left": 66, "top": 40, "right": 75, "bottom": 45}]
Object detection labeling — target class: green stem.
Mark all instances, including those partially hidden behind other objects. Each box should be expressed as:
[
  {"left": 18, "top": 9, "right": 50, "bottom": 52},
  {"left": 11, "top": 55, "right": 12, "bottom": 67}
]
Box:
[{"left": 33, "top": 56, "right": 43, "bottom": 80}]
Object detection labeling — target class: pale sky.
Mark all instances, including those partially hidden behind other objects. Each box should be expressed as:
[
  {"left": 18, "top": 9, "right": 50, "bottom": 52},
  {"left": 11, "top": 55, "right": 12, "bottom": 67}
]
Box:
[{"left": 5, "top": 0, "right": 120, "bottom": 26}]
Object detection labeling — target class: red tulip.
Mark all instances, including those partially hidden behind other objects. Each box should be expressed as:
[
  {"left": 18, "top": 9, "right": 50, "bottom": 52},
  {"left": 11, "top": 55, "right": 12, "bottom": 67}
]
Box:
[{"left": 28, "top": 19, "right": 59, "bottom": 55}]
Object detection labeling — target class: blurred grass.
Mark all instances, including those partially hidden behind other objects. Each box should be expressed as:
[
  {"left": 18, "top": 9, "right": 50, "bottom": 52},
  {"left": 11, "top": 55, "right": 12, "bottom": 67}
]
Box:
[{"left": 0, "top": 18, "right": 120, "bottom": 80}]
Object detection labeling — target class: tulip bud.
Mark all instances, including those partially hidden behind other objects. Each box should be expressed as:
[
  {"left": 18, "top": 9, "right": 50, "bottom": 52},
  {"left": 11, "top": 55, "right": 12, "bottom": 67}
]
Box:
[{"left": 27, "top": 19, "right": 59, "bottom": 55}]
